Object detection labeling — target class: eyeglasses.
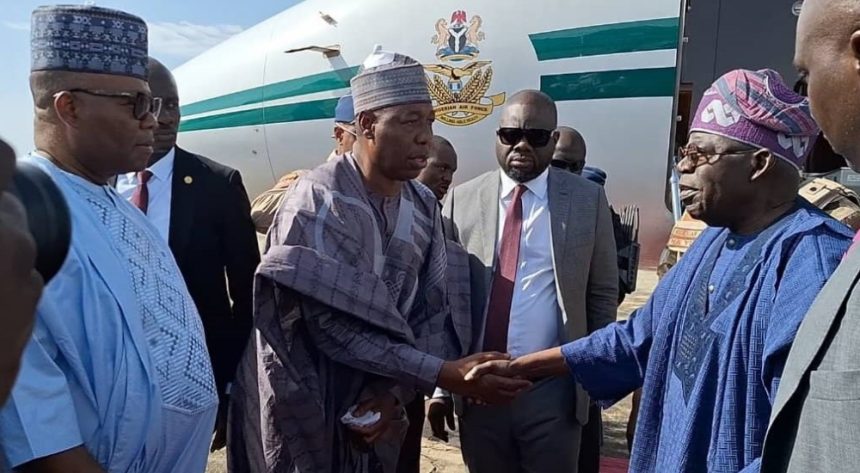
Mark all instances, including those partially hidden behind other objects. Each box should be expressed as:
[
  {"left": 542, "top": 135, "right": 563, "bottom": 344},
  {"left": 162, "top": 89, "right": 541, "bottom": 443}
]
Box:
[
  {"left": 497, "top": 128, "right": 553, "bottom": 148},
  {"left": 334, "top": 122, "right": 357, "bottom": 138},
  {"left": 57, "top": 89, "right": 162, "bottom": 120},
  {"left": 550, "top": 159, "right": 581, "bottom": 173},
  {"left": 676, "top": 144, "right": 755, "bottom": 169}
]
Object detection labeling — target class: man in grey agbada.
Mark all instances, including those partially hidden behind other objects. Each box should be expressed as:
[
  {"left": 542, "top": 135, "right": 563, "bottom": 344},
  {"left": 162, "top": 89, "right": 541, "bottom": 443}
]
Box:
[
  {"left": 228, "top": 47, "right": 529, "bottom": 473},
  {"left": 761, "top": 0, "right": 860, "bottom": 471}
]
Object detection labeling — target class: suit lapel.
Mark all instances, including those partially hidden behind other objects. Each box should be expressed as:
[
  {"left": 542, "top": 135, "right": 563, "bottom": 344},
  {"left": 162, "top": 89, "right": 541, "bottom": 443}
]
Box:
[
  {"left": 771, "top": 245, "right": 860, "bottom": 421},
  {"left": 548, "top": 168, "right": 572, "bottom": 268},
  {"left": 478, "top": 172, "right": 501, "bottom": 275},
  {"left": 470, "top": 172, "right": 500, "bottom": 353},
  {"left": 169, "top": 148, "right": 196, "bottom": 257}
]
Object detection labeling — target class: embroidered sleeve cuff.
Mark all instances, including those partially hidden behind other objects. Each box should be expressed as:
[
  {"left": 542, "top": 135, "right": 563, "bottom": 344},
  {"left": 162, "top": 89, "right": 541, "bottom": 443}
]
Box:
[
  {"left": 561, "top": 338, "right": 629, "bottom": 409},
  {"left": 561, "top": 339, "right": 586, "bottom": 382}
]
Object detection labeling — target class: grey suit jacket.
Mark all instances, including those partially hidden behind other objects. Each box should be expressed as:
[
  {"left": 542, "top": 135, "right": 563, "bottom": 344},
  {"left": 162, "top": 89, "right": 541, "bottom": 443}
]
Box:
[
  {"left": 441, "top": 168, "right": 618, "bottom": 423},
  {"left": 761, "top": 241, "right": 860, "bottom": 472}
]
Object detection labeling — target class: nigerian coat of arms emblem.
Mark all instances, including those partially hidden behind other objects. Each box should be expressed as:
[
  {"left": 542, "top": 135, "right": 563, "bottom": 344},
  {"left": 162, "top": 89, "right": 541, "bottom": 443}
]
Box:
[{"left": 425, "top": 10, "right": 506, "bottom": 126}]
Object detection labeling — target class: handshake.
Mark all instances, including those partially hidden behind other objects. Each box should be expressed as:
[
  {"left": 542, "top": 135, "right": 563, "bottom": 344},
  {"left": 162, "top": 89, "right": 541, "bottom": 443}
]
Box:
[
  {"left": 428, "top": 348, "right": 566, "bottom": 442},
  {"left": 346, "top": 352, "right": 528, "bottom": 446},
  {"left": 437, "top": 352, "right": 530, "bottom": 405},
  {"left": 424, "top": 352, "right": 529, "bottom": 442}
]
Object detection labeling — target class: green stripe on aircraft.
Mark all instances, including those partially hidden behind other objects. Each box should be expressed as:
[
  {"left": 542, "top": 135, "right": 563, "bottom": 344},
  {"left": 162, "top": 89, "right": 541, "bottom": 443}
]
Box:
[
  {"left": 529, "top": 17, "right": 680, "bottom": 61},
  {"left": 180, "top": 67, "right": 677, "bottom": 132},
  {"left": 179, "top": 67, "right": 359, "bottom": 116},
  {"left": 541, "top": 67, "right": 677, "bottom": 101},
  {"left": 178, "top": 17, "right": 680, "bottom": 132},
  {"left": 180, "top": 97, "right": 339, "bottom": 132}
]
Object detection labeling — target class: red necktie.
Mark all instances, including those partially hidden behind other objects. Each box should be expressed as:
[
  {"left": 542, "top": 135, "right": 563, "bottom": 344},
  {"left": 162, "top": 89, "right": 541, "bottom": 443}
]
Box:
[
  {"left": 130, "top": 170, "right": 153, "bottom": 214},
  {"left": 483, "top": 184, "right": 526, "bottom": 352}
]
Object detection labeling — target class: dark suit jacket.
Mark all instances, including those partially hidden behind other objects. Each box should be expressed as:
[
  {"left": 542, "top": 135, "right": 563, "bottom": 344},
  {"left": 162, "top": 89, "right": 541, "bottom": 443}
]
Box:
[{"left": 169, "top": 147, "right": 260, "bottom": 400}]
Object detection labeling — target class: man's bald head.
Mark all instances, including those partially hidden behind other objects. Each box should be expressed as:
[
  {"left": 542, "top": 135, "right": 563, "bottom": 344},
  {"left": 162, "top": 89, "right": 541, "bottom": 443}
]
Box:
[
  {"left": 148, "top": 58, "right": 176, "bottom": 91},
  {"left": 553, "top": 126, "right": 587, "bottom": 174},
  {"left": 432, "top": 136, "right": 456, "bottom": 158},
  {"left": 795, "top": 0, "right": 860, "bottom": 165},
  {"left": 503, "top": 90, "right": 558, "bottom": 126},
  {"left": 147, "top": 57, "right": 181, "bottom": 164},
  {"left": 496, "top": 89, "right": 558, "bottom": 182}
]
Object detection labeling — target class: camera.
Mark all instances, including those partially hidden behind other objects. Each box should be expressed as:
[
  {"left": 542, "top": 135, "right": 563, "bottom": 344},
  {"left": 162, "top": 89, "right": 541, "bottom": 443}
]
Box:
[{"left": 10, "top": 162, "right": 71, "bottom": 283}]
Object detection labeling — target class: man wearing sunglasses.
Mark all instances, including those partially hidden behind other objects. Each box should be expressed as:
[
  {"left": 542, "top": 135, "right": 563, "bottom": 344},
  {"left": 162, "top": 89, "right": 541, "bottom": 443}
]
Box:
[
  {"left": 116, "top": 57, "right": 260, "bottom": 454},
  {"left": 329, "top": 94, "right": 359, "bottom": 160},
  {"left": 441, "top": 90, "right": 619, "bottom": 473},
  {"left": 465, "top": 69, "right": 852, "bottom": 473},
  {"left": 0, "top": 5, "right": 219, "bottom": 473},
  {"left": 551, "top": 126, "right": 587, "bottom": 175}
]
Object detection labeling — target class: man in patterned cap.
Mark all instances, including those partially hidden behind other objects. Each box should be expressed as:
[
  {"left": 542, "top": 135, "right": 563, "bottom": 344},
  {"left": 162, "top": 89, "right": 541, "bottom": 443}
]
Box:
[
  {"left": 0, "top": 5, "right": 218, "bottom": 472},
  {"left": 464, "top": 69, "right": 853, "bottom": 472},
  {"left": 229, "top": 47, "right": 528, "bottom": 473}
]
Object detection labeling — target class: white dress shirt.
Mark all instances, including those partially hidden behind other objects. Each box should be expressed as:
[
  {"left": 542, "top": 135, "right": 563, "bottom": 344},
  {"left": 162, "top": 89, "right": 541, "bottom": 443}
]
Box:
[
  {"left": 496, "top": 168, "right": 561, "bottom": 358},
  {"left": 116, "top": 147, "right": 175, "bottom": 242}
]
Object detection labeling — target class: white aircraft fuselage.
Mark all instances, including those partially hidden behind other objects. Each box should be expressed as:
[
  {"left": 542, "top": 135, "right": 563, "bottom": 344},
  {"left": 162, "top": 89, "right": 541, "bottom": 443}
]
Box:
[{"left": 174, "top": 0, "right": 685, "bottom": 264}]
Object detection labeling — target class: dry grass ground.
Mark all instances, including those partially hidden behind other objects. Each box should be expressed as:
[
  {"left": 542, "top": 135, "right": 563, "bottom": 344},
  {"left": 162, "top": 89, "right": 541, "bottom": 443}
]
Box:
[{"left": 206, "top": 270, "right": 659, "bottom": 472}]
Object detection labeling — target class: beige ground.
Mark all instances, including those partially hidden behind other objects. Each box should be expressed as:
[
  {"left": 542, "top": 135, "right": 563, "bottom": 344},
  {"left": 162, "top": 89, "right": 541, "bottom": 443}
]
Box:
[{"left": 206, "top": 270, "right": 659, "bottom": 472}]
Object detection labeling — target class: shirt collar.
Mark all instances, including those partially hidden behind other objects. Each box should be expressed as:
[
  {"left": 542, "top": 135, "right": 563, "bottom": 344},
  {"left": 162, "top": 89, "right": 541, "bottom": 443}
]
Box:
[
  {"left": 499, "top": 166, "right": 549, "bottom": 201},
  {"left": 147, "top": 147, "right": 176, "bottom": 182}
]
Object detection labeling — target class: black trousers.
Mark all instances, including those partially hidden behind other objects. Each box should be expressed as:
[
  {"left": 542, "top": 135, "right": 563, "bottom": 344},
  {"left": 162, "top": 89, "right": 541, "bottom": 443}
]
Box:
[
  {"left": 396, "top": 396, "right": 426, "bottom": 473},
  {"left": 578, "top": 404, "right": 603, "bottom": 473}
]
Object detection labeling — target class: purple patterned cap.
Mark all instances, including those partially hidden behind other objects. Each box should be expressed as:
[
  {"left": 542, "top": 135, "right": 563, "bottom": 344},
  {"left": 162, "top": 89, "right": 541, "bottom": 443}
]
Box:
[
  {"left": 31, "top": 5, "right": 148, "bottom": 80},
  {"left": 689, "top": 69, "right": 819, "bottom": 169}
]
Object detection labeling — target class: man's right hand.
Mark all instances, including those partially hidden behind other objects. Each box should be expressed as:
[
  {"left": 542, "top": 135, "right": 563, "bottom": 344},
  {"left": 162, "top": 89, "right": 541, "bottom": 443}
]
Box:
[
  {"left": 437, "top": 352, "right": 531, "bottom": 404},
  {"left": 0, "top": 138, "right": 43, "bottom": 405},
  {"left": 426, "top": 397, "right": 455, "bottom": 442}
]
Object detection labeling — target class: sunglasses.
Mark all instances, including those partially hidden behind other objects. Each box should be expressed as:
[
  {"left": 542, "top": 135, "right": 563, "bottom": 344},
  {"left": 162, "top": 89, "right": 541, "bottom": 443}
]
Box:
[
  {"left": 550, "top": 159, "right": 581, "bottom": 173},
  {"left": 333, "top": 122, "right": 357, "bottom": 138},
  {"left": 59, "top": 89, "right": 162, "bottom": 120},
  {"left": 497, "top": 128, "right": 553, "bottom": 148}
]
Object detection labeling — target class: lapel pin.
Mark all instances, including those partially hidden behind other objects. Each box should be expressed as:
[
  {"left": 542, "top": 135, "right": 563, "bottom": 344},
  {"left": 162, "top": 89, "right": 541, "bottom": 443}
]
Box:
[{"left": 184, "top": 176, "right": 193, "bottom": 184}]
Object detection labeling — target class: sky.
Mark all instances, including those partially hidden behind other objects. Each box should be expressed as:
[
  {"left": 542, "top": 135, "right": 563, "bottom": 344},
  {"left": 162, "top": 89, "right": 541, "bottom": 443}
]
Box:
[{"left": 0, "top": 0, "right": 300, "bottom": 155}]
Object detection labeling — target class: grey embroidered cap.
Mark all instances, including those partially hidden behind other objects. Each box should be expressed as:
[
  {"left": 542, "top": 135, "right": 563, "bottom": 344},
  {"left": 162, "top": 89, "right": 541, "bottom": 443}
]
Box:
[
  {"left": 31, "top": 5, "right": 149, "bottom": 80},
  {"left": 350, "top": 45, "right": 432, "bottom": 114}
]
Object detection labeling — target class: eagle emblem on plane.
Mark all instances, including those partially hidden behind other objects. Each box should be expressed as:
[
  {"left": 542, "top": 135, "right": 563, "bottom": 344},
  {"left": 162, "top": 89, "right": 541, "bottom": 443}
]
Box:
[{"left": 425, "top": 10, "right": 505, "bottom": 127}]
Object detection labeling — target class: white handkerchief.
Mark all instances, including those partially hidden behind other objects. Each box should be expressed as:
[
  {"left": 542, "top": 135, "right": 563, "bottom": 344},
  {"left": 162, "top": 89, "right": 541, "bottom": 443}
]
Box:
[{"left": 340, "top": 405, "right": 381, "bottom": 427}]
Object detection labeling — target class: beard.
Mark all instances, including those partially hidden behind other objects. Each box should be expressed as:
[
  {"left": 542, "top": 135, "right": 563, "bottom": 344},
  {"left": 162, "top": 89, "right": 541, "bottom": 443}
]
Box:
[{"left": 504, "top": 166, "right": 541, "bottom": 183}]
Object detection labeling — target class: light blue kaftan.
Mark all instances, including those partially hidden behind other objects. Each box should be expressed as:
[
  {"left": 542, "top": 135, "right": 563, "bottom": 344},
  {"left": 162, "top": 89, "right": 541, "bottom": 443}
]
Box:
[{"left": 0, "top": 155, "right": 218, "bottom": 472}]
